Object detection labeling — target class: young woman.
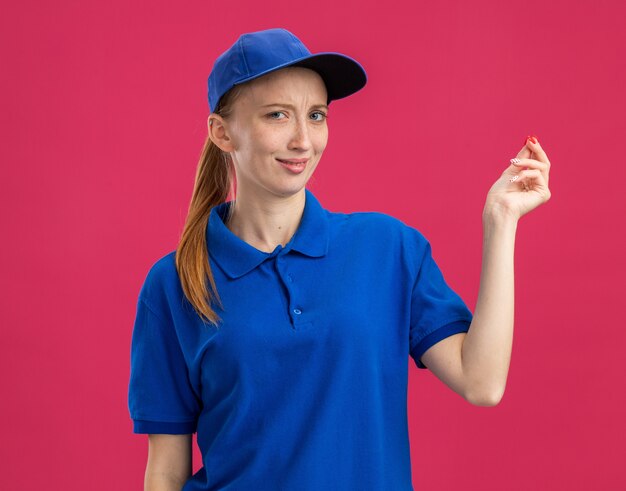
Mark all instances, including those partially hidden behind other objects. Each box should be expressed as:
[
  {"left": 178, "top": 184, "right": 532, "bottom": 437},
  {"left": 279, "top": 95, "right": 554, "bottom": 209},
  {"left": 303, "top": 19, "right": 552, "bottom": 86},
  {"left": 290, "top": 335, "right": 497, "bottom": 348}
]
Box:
[{"left": 128, "top": 27, "right": 551, "bottom": 491}]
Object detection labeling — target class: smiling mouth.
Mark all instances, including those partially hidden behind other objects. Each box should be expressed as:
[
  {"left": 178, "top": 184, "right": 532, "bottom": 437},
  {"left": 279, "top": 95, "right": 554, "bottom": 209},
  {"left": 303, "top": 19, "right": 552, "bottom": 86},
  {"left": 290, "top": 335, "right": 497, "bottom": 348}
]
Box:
[
  {"left": 277, "top": 158, "right": 308, "bottom": 163},
  {"left": 276, "top": 159, "right": 309, "bottom": 174},
  {"left": 276, "top": 159, "right": 308, "bottom": 167}
]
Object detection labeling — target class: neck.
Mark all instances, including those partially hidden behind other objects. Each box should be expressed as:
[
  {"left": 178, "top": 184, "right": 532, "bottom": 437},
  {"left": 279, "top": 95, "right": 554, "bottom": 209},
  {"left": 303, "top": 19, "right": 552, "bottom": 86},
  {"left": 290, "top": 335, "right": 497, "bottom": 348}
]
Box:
[{"left": 225, "top": 188, "right": 306, "bottom": 253}]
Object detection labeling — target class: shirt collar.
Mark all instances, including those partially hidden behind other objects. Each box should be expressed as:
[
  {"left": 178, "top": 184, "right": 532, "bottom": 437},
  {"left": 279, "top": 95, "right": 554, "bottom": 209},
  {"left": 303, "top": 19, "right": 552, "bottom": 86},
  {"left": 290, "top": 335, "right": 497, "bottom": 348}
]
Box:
[{"left": 206, "top": 188, "right": 329, "bottom": 279}]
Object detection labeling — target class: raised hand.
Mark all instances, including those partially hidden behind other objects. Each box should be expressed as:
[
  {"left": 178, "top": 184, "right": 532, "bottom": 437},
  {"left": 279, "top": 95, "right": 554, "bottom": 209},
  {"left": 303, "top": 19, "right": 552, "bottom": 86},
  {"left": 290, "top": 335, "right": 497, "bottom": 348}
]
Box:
[{"left": 484, "top": 135, "right": 552, "bottom": 221}]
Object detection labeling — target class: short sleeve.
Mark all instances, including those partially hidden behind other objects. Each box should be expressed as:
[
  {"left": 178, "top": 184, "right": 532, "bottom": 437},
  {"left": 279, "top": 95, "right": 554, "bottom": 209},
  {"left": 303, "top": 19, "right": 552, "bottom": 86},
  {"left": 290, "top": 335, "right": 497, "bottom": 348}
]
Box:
[
  {"left": 128, "top": 296, "right": 201, "bottom": 434},
  {"left": 408, "top": 237, "right": 473, "bottom": 370}
]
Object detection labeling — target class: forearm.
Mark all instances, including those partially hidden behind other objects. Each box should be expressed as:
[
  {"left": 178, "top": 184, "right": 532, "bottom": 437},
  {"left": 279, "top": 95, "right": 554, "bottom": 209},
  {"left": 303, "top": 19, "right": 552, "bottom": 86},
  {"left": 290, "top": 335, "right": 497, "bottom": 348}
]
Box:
[
  {"left": 145, "top": 472, "right": 187, "bottom": 491},
  {"left": 461, "top": 209, "right": 518, "bottom": 405}
]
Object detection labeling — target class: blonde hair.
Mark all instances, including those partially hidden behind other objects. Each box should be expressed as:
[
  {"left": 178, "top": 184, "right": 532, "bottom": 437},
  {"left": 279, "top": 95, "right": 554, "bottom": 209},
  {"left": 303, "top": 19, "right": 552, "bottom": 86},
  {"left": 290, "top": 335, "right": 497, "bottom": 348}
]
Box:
[{"left": 175, "top": 84, "right": 246, "bottom": 326}]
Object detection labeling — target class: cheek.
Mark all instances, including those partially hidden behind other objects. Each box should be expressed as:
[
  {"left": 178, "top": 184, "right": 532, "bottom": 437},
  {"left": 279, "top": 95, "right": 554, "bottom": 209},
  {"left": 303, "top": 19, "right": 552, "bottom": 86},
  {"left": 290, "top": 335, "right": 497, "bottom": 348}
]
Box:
[
  {"left": 249, "top": 127, "right": 283, "bottom": 153},
  {"left": 314, "top": 130, "right": 328, "bottom": 153}
]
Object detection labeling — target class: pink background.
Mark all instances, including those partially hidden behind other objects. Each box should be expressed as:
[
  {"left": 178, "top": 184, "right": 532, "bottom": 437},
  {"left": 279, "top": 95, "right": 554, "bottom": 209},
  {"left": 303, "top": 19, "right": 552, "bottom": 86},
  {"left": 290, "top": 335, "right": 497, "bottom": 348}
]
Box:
[{"left": 2, "top": 1, "right": 625, "bottom": 489}]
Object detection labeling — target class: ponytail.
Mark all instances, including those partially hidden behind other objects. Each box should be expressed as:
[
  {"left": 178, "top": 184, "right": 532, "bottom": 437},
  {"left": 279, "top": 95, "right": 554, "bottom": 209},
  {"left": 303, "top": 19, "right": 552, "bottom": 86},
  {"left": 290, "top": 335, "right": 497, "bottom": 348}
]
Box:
[{"left": 175, "top": 86, "right": 243, "bottom": 326}]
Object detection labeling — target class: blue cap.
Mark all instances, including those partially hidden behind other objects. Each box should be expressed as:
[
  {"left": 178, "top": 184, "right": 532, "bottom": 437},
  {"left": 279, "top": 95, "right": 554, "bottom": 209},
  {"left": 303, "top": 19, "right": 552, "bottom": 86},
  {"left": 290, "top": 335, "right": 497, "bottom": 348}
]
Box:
[{"left": 207, "top": 28, "right": 367, "bottom": 113}]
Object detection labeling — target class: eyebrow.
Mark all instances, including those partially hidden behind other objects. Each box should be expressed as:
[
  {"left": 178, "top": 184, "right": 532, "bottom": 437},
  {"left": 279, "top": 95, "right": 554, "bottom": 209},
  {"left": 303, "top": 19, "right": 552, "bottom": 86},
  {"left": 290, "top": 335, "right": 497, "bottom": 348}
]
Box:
[{"left": 260, "top": 103, "right": 329, "bottom": 111}]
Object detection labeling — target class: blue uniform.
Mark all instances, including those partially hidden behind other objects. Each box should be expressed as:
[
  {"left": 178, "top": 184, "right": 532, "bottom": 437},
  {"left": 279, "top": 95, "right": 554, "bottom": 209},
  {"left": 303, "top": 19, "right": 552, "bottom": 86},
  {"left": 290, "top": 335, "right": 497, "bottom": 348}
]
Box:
[{"left": 128, "top": 187, "right": 473, "bottom": 490}]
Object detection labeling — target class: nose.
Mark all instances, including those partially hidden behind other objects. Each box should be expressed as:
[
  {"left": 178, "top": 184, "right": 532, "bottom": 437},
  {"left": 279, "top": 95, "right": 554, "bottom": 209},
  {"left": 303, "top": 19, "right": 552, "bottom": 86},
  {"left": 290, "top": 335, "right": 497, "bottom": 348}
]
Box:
[{"left": 288, "top": 116, "right": 312, "bottom": 151}]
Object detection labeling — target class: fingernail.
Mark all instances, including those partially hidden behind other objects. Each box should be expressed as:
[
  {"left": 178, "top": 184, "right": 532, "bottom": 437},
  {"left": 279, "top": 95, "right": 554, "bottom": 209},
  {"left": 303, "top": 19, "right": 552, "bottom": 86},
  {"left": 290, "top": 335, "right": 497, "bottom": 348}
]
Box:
[{"left": 526, "top": 135, "right": 538, "bottom": 144}]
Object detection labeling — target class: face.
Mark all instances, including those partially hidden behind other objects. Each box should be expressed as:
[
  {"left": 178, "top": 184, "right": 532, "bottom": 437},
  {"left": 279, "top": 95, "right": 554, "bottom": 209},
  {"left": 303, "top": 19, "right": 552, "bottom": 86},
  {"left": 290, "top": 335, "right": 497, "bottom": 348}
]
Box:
[{"left": 210, "top": 66, "right": 329, "bottom": 201}]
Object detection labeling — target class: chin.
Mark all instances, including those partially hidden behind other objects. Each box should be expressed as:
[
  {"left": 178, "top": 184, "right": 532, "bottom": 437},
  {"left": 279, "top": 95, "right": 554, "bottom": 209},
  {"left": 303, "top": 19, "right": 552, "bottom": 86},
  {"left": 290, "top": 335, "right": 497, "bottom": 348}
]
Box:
[{"left": 271, "top": 181, "right": 310, "bottom": 198}]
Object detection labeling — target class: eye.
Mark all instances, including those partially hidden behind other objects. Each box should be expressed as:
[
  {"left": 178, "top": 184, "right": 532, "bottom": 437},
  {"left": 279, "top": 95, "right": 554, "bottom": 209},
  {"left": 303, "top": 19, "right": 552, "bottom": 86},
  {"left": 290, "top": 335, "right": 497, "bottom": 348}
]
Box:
[
  {"left": 267, "top": 111, "right": 286, "bottom": 119},
  {"left": 311, "top": 111, "right": 327, "bottom": 122}
]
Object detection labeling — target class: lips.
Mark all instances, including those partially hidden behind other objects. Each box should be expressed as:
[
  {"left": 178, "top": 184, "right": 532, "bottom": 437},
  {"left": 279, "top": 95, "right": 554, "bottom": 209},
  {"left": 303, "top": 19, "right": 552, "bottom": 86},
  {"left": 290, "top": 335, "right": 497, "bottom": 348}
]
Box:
[
  {"left": 277, "top": 158, "right": 308, "bottom": 174},
  {"left": 276, "top": 158, "right": 309, "bottom": 164}
]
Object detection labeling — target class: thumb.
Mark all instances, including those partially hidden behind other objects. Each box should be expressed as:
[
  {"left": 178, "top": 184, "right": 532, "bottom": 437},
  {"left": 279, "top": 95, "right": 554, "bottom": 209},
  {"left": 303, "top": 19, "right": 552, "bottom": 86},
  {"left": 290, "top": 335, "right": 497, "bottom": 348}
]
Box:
[
  {"left": 516, "top": 143, "right": 532, "bottom": 160},
  {"left": 515, "top": 135, "right": 538, "bottom": 168}
]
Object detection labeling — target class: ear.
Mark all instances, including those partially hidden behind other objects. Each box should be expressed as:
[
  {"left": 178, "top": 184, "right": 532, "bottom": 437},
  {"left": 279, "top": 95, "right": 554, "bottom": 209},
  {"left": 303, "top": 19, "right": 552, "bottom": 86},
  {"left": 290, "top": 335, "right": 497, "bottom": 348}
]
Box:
[{"left": 207, "top": 115, "right": 235, "bottom": 153}]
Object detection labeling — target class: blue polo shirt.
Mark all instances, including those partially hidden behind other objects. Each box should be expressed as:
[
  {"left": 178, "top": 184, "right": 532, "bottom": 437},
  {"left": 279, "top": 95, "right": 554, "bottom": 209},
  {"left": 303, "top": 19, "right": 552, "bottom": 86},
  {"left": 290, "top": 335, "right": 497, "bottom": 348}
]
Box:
[{"left": 128, "top": 187, "right": 473, "bottom": 490}]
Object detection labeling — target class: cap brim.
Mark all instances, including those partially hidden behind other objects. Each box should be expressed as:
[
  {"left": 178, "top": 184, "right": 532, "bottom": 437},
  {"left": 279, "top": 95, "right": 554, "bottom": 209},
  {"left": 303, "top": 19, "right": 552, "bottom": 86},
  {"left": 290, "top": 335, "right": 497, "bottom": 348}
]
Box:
[{"left": 234, "top": 52, "right": 367, "bottom": 103}]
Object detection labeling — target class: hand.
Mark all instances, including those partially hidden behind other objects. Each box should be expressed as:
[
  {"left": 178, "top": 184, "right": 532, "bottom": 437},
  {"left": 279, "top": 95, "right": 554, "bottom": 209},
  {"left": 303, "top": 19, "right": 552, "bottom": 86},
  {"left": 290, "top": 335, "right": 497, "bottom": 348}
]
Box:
[{"left": 484, "top": 136, "right": 552, "bottom": 221}]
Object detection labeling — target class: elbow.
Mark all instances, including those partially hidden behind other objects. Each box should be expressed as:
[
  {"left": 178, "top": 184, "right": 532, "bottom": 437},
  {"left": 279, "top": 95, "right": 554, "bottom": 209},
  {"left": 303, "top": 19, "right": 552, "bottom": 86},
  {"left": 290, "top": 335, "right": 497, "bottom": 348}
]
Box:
[{"left": 464, "top": 385, "right": 505, "bottom": 407}]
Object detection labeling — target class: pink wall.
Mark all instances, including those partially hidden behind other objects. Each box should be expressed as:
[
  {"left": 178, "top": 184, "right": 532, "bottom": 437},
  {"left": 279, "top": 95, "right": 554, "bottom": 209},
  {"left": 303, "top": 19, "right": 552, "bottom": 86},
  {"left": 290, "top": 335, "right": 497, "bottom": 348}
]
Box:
[{"left": 2, "top": 1, "right": 625, "bottom": 489}]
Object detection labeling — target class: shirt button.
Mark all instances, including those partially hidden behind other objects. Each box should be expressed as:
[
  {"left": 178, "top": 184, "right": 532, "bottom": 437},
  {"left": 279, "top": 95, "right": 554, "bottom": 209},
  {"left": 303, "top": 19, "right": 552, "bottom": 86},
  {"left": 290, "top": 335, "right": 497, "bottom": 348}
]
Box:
[
  {"left": 287, "top": 275, "right": 293, "bottom": 282},
  {"left": 293, "top": 308, "right": 302, "bottom": 315}
]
